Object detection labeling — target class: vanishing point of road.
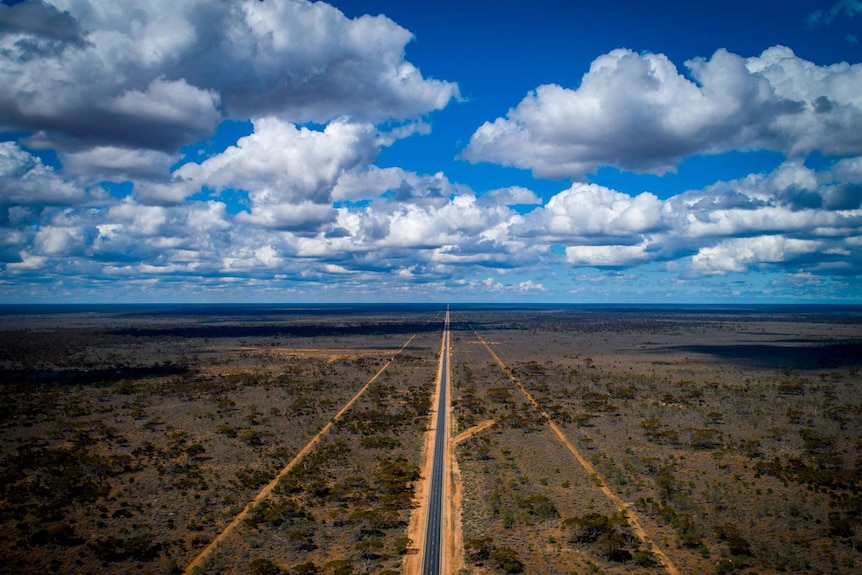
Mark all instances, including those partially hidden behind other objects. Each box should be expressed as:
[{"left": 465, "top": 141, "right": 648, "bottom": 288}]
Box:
[{"left": 421, "top": 307, "right": 450, "bottom": 575}]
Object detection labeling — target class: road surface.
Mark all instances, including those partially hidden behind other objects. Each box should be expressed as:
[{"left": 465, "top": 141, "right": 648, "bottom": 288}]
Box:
[{"left": 421, "top": 308, "right": 450, "bottom": 575}]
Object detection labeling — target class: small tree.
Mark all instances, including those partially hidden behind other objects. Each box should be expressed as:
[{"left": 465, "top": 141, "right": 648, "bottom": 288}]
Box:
[
  {"left": 490, "top": 546, "right": 525, "bottom": 574},
  {"left": 185, "top": 443, "right": 206, "bottom": 459}
]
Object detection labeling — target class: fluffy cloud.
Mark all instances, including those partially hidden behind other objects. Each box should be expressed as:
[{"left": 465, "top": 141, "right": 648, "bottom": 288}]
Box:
[
  {"left": 175, "top": 118, "right": 378, "bottom": 207},
  {"left": 497, "top": 160, "right": 862, "bottom": 271},
  {"left": 51, "top": 198, "right": 234, "bottom": 273},
  {"left": 478, "top": 186, "right": 542, "bottom": 207},
  {"left": 1, "top": 3, "right": 859, "bottom": 302},
  {"left": 0, "top": 142, "right": 85, "bottom": 205},
  {"left": 690, "top": 236, "right": 826, "bottom": 274},
  {"left": 283, "top": 190, "right": 541, "bottom": 278},
  {"left": 519, "top": 183, "right": 666, "bottom": 241},
  {"left": 332, "top": 166, "right": 459, "bottom": 205},
  {"left": 492, "top": 159, "right": 859, "bottom": 275},
  {"left": 100, "top": 78, "right": 221, "bottom": 148},
  {"left": 159, "top": 117, "right": 382, "bottom": 230},
  {"left": 3, "top": 154, "right": 861, "bottom": 296},
  {"left": 60, "top": 146, "right": 179, "bottom": 182},
  {"left": 668, "top": 163, "right": 862, "bottom": 243},
  {"left": 236, "top": 201, "right": 336, "bottom": 233},
  {"left": 333, "top": 166, "right": 413, "bottom": 202},
  {"left": 565, "top": 241, "right": 655, "bottom": 268},
  {"left": 0, "top": 0, "right": 458, "bottom": 154},
  {"left": 462, "top": 46, "right": 862, "bottom": 178}
]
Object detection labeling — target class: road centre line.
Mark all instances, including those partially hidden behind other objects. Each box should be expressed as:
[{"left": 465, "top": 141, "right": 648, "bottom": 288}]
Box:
[{"left": 420, "top": 309, "right": 450, "bottom": 575}]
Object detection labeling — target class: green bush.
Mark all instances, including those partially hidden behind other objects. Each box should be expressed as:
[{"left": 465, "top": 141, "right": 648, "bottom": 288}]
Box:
[
  {"left": 290, "top": 562, "right": 319, "bottom": 575},
  {"left": 248, "top": 557, "right": 283, "bottom": 575},
  {"left": 240, "top": 429, "right": 263, "bottom": 446},
  {"left": 360, "top": 435, "right": 401, "bottom": 449},
  {"left": 394, "top": 535, "right": 412, "bottom": 555},
  {"left": 465, "top": 537, "right": 494, "bottom": 562},
  {"left": 518, "top": 494, "right": 559, "bottom": 519},
  {"left": 714, "top": 523, "right": 752, "bottom": 557},
  {"left": 565, "top": 512, "right": 637, "bottom": 563},
  {"left": 490, "top": 546, "right": 525, "bottom": 574},
  {"left": 246, "top": 498, "right": 312, "bottom": 528},
  {"left": 633, "top": 550, "right": 657, "bottom": 567}
]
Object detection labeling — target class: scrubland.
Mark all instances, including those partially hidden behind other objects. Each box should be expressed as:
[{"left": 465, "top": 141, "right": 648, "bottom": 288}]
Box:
[
  {"left": 0, "top": 307, "right": 440, "bottom": 575},
  {"left": 452, "top": 308, "right": 861, "bottom": 575},
  {"left": 0, "top": 305, "right": 859, "bottom": 575}
]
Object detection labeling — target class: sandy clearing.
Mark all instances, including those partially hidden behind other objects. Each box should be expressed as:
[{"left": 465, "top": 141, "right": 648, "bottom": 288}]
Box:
[
  {"left": 183, "top": 334, "right": 417, "bottom": 575},
  {"left": 474, "top": 330, "right": 682, "bottom": 575},
  {"left": 452, "top": 419, "right": 496, "bottom": 445}
]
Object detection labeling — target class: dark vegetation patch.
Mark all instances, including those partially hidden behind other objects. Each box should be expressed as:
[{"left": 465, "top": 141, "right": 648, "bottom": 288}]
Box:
[
  {"left": 107, "top": 321, "right": 438, "bottom": 339},
  {"left": 667, "top": 342, "right": 862, "bottom": 369},
  {"left": 0, "top": 363, "right": 189, "bottom": 386}
]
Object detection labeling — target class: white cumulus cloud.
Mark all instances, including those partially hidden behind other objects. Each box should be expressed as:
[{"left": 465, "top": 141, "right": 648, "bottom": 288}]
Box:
[
  {"left": 520, "top": 183, "right": 665, "bottom": 241},
  {"left": 462, "top": 46, "right": 862, "bottom": 178},
  {"left": 173, "top": 117, "right": 378, "bottom": 213},
  {"left": 691, "top": 236, "right": 826, "bottom": 274},
  {"left": 0, "top": 0, "right": 458, "bottom": 155},
  {"left": 565, "top": 241, "right": 655, "bottom": 267},
  {"left": 0, "top": 142, "right": 86, "bottom": 205}
]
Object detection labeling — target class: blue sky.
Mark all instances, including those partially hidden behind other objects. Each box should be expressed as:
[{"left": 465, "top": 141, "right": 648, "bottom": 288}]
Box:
[{"left": 1, "top": 0, "right": 861, "bottom": 303}]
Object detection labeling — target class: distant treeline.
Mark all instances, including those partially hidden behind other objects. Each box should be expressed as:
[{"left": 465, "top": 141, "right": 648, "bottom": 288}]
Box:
[
  {"left": 107, "top": 321, "right": 440, "bottom": 339},
  {"left": 0, "top": 363, "right": 189, "bottom": 386}
]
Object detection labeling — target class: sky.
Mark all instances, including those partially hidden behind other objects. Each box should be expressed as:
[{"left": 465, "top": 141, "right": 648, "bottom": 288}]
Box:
[{"left": 1, "top": 0, "right": 861, "bottom": 304}]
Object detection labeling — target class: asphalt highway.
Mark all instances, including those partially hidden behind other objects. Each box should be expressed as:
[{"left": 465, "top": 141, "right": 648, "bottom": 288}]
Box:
[{"left": 421, "top": 309, "right": 449, "bottom": 575}]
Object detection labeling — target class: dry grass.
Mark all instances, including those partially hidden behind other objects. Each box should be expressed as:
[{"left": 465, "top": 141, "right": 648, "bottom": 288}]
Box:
[
  {"left": 0, "top": 309, "right": 440, "bottom": 575},
  {"left": 1, "top": 306, "right": 859, "bottom": 575},
  {"left": 453, "top": 308, "right": 861, "bottom": 575}
]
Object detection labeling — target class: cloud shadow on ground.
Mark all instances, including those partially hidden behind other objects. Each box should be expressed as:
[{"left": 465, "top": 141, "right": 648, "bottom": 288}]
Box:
[{"left": 664, "top": 342, "right": 862, "bottom": 370}]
